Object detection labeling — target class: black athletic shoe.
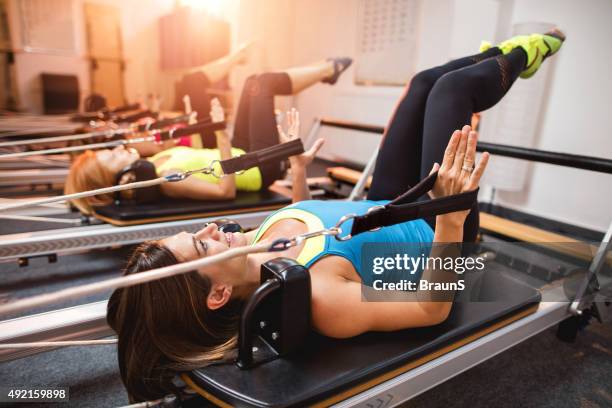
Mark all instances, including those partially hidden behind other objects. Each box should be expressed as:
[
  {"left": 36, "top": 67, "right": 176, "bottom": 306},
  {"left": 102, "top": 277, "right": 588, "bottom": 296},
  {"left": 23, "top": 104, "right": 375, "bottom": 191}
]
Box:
[{"left": 322, "top": 57, "right": 353, "bottom": 85}]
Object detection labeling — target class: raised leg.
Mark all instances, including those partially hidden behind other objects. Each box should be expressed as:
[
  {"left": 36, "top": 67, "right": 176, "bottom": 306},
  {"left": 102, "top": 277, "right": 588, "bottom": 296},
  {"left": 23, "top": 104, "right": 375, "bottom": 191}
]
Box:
[
  {"left": 233, "top": 60, "right": 346, "bottom": 187},
  {"left": 284, "top": 61, "right": 334, "bottom": 93},
  {"left": 420, "top": 48, "right": 527, "bottom": 241},
  {"left": 367, "top": 48, "right": 501, "bottom": 200},
  {"left": 173, "top": 43, "right": 251, "bottom": 120}
]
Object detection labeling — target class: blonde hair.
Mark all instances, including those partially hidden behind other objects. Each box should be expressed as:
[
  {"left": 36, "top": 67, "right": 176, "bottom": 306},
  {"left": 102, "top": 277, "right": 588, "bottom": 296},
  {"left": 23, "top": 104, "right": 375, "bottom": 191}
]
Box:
[{"left": 64, "top": 150, "right": 116, "bottom": 214}]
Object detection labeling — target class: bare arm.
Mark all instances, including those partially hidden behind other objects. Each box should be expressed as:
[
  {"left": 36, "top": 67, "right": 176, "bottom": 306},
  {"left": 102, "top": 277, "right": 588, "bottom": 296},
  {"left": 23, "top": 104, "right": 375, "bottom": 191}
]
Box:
[
  {"left": 310, "top": 257, "right": 451, "bottom": 338},
  {"left": 160, "top": 173, "right": 235, "bottom": 200},
  {"left": 126, "top": 131, "right": 178, "bottom": 156},
  {"left": 277, "top": 109, "right": 325, "bottom": 203}
]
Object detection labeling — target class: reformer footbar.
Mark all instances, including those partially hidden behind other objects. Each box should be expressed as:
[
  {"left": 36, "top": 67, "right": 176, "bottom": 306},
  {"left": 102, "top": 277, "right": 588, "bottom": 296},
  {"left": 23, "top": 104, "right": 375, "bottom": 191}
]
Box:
[
  {"left": 0, "top": 138, "right": 305, "bottom": 212},
  {"left": 0, "top": 117, "right": 219, "bottom": 159},
  {"left": 0, "top": 112, "right": 197, "bottom": 148},
  {"left": 71, "top": 108, "right": 159, "bottom": 125}
]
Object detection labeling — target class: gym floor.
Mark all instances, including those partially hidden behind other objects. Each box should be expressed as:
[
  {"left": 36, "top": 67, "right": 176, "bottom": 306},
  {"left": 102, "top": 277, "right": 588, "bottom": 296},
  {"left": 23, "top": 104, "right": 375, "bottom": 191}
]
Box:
[
  {"left": 0, "top": 318, "right": 609, "bottom": 407},
  {"left": 408, "top": 322, "right": 612, "bottom": 408}
]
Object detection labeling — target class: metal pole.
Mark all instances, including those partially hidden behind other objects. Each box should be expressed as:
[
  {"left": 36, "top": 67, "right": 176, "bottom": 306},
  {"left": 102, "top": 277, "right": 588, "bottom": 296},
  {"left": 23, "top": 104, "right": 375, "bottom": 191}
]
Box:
[
  {"left": 569, "top": 221, "right": 612, "bottom": 315},
  {"left": 348, "top": 149, "right": 378, "bottom": 201}
]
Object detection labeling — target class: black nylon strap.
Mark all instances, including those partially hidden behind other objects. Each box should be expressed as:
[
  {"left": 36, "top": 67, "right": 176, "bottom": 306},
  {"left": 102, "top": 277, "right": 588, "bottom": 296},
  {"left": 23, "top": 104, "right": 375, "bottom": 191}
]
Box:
[
  {"left": 111, "top": 103, "right": 141, "bottom": 113},
  {"left": 390, "top": 171, "right": 439, "bottom": 205},
  {"left": 220, "top": 139, "right": 304, "bottom": 174},
  {"left": 350, "top": 172, "right": 478, "bottom": 236},
  {"left": 157, "top": 120, "right": 226, "bottom": 141},
  {"left": 136, "top": 113, "right": 201, "bottom": 132},
  {"left": 119, "top": 110, "right": 158, "bottom": 123}
]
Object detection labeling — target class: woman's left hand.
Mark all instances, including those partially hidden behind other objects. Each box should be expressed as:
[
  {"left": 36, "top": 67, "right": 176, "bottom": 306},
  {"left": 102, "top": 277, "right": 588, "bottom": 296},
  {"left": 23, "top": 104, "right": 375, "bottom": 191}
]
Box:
[
  {"left": 277, "top": 108, "right": 325, "bottom": 169},
  {"left": 428, "top": 125, "right": 489, "bottom": 225}
]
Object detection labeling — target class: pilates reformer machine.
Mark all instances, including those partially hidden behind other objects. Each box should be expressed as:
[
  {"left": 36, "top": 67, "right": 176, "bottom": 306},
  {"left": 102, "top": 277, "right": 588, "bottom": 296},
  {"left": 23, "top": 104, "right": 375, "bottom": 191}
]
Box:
[
  {"left": 0, "top": 107, "right": 186, "bottom": 192},
  {"left": 0, "top": 118, "right": 610, "bottom": 407},
  {"left": 0, "top": 103, "right": 144, "bottom": 139},
  {"left": 0, "top": 113, "right": 336, "bottom": 261}
]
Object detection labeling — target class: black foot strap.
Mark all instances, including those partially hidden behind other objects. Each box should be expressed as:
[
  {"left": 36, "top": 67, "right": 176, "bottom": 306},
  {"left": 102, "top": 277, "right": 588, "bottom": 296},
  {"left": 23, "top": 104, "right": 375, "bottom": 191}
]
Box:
[
  {"left": 350, "top": 172, "right": 478, "bottom": 237},
  {"left": 136, "top": 112, "right": 198, "bottom": 132},
  {"left": 119, "top": 110, "right": 158, "bottom": 123},
  {"left": 157, "top": 120, "right": 226, "bottom": 141},
  {"left": 220, "top": 139, "right": 304, "bottom": 175}
]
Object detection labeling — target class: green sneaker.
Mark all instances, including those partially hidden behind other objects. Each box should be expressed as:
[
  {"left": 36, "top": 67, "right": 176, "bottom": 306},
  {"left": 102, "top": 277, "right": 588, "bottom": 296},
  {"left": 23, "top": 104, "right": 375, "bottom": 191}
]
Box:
[
  {"left": 481, "top": 29, "right": 565, "bottom": 78},
  {"left": 479, "top": 40, "right": 493, "bottom": 53}
]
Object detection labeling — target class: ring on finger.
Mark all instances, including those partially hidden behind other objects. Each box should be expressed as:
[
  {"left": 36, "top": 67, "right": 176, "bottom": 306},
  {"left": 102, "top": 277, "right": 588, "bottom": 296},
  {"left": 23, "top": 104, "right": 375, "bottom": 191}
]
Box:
[{"left": 462, "top": 163, "right": 474, "bottom": 172}]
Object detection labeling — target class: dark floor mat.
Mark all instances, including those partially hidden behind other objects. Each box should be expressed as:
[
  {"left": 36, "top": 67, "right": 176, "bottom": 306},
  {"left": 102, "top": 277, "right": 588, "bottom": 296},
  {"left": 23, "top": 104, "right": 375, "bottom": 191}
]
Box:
[{"left": 405, "top": 323, "right": 612, "bottom": 408}]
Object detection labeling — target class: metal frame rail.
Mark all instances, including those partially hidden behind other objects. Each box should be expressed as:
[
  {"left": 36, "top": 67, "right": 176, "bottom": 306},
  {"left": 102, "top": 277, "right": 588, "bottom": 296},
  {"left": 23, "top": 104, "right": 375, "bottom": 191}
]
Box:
[
  {"left": 0, "top": 210, "right": 274, "bottom": 261},
  {"left": 0, "top": 301, "right": 110, "bottom": 362}
]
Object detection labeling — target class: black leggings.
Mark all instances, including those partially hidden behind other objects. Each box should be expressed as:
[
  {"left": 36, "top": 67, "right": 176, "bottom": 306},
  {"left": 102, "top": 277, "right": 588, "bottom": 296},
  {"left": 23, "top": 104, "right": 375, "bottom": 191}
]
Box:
[
  {"left": 232, "top": 73, "right": 293, "bottom": 188},
  {"left": 178, "top": 72, "right": 292, "bottom": 188},
  {"left": 367, "top": 48, "right": 527, "bottom": 242}
]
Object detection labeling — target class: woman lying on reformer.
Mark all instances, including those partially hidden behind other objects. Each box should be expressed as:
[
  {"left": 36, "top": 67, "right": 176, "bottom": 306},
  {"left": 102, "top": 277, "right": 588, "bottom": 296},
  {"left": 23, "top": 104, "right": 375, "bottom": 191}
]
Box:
[
  {"left": 64, "top": 51, "right": 353, "bottom": 214},
  {"left": 107, "top": 30, "right": 564, "bottom": 401}
]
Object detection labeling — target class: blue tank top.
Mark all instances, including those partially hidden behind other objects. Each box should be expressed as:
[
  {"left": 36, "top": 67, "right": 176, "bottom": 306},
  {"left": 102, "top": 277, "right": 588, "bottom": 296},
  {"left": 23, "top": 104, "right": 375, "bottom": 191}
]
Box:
[{"left": 252, "top": 200, "right": 434, "bottom": 286}]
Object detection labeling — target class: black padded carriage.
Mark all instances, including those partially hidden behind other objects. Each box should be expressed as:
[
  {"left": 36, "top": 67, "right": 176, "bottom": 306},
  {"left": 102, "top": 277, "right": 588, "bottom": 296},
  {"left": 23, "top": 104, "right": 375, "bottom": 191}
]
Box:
[
  {"left": 94, "top": 190, "right": 291, "bottom": 226},
  {"left": 185, "top": 266, "right": 540, "bottom": 407}
]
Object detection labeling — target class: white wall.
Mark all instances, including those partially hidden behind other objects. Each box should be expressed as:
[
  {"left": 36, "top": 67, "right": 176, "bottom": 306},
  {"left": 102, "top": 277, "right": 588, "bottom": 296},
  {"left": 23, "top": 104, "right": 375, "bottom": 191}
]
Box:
[
  {"left": 7, "top": 0, "right": 297, "bottom": 113},
  {"left": 289, "top": 0, "right": 502, "bottom": 166},
  {"left": 112, "top": 0, "right": 296, "bottom": 113},
  {"left": 490, "top": 0, "right": 612, "bottom": 232},
  {"left": 95, "top": 0, "right": 174, "bottom": 105},
  {"left": 6, "top": 0, "right": 174, "bottom": 113},
  {"left": 286, "top": 0, "right": 611, "bottom": 232}
]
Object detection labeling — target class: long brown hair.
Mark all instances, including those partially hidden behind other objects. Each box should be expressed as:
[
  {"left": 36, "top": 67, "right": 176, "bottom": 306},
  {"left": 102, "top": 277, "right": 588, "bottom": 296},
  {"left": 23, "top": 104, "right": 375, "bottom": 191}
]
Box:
[
  {"left": 64, "top": 151, "right": 115, "bottom": 214},
  {"left": 107, "top": 241, "right": 243, "bottom": 402}
]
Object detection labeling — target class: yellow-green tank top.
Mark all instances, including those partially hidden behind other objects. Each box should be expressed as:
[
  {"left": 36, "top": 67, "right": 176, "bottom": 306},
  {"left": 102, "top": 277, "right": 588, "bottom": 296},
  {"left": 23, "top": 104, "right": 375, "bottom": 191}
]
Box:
[{"left": 149, "top": 146, "right": 262, "bottom": 191}]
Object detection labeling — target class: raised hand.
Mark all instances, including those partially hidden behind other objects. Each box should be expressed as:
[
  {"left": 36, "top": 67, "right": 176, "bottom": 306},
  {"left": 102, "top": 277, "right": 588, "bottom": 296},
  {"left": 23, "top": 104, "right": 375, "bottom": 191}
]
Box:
[
  {"left": 429, "top": 125, "right": 489, "bottom": 198},
  {"left": 278, "top": 108, "right": 325, "bottom": 169},
  {"left": 428, "top": 125, "right": 490, "bottom": 225},
  {"left": 276, "top": 107, "right": 300, "bottom": 144},
  {"left": 210, "top": 98, "right": 225, "bottom": 123}
]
